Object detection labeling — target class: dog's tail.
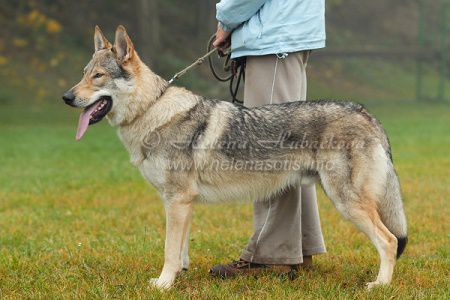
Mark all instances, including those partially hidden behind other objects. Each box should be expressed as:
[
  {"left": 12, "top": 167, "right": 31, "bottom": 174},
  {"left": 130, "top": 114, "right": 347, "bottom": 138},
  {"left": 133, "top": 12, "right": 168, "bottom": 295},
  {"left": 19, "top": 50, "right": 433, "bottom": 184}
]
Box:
[{"left": 379, "top": 160, "right": 408, "bottom": 258}]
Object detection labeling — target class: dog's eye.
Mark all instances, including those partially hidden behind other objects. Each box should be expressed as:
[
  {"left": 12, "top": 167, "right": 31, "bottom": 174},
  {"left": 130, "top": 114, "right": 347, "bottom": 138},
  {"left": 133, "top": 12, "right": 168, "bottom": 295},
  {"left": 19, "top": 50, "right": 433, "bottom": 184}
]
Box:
[{"left": 93, "top": 73, "right": 104, "bottom": 79}]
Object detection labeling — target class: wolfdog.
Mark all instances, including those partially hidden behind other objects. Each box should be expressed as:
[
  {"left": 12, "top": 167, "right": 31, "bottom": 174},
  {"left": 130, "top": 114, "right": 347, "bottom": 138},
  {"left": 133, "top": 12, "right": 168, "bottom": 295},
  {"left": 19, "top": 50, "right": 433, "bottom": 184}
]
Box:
[{"left": 62, "top": 26, "right": 407, "bottom": 290}]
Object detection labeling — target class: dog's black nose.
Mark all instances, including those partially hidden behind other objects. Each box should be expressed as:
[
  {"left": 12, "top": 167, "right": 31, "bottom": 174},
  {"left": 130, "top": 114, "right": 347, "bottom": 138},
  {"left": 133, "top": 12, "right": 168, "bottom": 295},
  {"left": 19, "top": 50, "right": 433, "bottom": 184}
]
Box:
[{"left": 62, "top": 90, "right": 75, "bottom": 104}]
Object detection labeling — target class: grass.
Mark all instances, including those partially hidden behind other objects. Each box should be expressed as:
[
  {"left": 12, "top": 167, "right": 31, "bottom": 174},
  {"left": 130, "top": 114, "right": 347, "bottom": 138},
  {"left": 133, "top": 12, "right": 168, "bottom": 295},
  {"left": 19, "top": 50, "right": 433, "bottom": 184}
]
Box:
[{"left": 0, "top": 100, "right": 449, "bottom": 299}]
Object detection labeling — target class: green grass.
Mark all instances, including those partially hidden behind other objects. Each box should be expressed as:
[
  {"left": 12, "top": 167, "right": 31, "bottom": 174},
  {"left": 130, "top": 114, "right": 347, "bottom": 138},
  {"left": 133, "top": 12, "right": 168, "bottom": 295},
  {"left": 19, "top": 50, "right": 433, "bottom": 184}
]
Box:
[{"left": 0, "top": 101, "right": 449, "bottom": 299}]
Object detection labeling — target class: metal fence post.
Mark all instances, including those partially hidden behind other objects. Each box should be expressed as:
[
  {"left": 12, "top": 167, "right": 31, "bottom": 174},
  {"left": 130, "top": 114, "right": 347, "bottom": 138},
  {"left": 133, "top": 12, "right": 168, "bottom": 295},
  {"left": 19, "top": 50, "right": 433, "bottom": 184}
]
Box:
[
  {"left": 416, "top": 0, "right": 425, "bottom": 101},
  {"left": 438, "top": 0, "right": 448, "bottom": 101}
]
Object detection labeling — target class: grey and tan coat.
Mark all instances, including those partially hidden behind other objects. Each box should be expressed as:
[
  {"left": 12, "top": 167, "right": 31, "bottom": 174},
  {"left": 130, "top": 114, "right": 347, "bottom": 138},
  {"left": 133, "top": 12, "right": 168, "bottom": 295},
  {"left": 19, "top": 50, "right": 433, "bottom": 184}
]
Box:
[{"left": 63, "top": 26, "right": 408, "bottom": 290}]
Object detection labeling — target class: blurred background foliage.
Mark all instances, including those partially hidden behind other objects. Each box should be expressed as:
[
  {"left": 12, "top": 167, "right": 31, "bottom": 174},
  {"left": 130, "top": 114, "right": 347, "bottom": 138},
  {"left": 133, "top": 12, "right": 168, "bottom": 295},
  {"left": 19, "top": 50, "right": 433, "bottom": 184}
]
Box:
[{"left": 0, "top": 0, "right": 448, "bottom": 105}]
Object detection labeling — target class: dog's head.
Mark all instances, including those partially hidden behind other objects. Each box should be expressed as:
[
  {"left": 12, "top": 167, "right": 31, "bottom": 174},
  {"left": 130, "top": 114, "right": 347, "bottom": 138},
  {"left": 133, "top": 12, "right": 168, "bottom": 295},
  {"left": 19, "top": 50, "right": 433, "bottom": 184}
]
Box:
[{"left": 63, "top": 25, "right": 141, "bottom": 140}]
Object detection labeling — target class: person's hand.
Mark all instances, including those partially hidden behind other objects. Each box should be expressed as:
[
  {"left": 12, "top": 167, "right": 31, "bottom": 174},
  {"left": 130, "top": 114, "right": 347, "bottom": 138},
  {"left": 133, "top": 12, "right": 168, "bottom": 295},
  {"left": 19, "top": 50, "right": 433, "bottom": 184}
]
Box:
[{"left": 213, "top": 24, "right": 231, "bottom": 52}]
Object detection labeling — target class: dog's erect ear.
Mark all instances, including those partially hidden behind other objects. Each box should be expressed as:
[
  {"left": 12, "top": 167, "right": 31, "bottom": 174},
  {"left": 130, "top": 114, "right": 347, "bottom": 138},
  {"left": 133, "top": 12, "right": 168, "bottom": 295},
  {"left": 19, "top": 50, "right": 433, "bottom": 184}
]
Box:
[
  {"left": 94, "top": 25, "right": 112, "bottom": 52},
  {"left": 114, "top": 25, "right": 134, "bottom": 63}
]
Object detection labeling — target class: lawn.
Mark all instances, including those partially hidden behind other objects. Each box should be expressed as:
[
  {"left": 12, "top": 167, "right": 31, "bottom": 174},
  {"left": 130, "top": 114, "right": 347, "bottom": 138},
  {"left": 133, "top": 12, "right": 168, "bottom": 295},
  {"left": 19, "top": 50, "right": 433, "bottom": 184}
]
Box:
[{"left": 0, "top": 101, "right": 449, "bottom": 299}]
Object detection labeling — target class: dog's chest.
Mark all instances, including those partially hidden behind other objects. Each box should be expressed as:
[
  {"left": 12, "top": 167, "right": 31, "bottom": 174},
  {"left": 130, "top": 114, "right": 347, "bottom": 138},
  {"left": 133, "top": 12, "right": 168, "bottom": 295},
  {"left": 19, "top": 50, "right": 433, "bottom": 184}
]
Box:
[{"left": 137, "top": 156, "right": 168, "bottom": 191}]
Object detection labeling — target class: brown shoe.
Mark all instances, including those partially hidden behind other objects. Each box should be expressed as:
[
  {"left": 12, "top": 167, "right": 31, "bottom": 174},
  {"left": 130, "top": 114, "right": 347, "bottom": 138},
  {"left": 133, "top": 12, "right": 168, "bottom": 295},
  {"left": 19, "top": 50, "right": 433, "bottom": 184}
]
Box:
[
  {"left": 300, "top": 255, "right": 313, "bottom": 269},
  {"left": 209, "top": 259, "right": 295, "bottom": 279},
  {"left": 281, "top": 256, "right": 313, "bottom": 281}
]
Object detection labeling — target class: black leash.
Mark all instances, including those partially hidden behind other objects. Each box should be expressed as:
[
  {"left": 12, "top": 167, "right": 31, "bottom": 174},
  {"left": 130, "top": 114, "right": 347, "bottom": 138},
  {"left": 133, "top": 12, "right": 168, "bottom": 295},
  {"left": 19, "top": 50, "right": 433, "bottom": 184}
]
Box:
[
  {"left": 228, "top": 57, "right": 245, "bottom": 104},
  {"left": 167, "top": 35, "right": 246, "bottom": 104},
  {"left": 207, "top": 35, "right": 245, "bottom": 104}
]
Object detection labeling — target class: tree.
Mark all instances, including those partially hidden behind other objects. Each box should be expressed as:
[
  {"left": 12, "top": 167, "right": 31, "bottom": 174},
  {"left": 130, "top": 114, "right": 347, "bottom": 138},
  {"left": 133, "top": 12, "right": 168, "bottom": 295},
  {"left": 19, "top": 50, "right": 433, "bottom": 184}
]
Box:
[
  {"left": 137, "top": 0, "right": 160, "bottom": 67},
  {"left": 196, "top": 0, "right": 216, "bottom": 45}
]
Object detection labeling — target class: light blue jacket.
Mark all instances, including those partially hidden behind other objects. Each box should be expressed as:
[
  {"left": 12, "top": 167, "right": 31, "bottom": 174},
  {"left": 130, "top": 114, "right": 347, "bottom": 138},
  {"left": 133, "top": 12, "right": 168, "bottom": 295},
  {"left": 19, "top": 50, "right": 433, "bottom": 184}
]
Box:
[{"left": 216, "top": 0, "right": 326, "bottom": 58}]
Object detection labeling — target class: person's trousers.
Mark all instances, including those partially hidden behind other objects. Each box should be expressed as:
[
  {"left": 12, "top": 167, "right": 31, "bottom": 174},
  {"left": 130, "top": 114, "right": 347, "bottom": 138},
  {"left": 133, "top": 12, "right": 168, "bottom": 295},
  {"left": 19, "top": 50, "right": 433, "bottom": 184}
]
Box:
[{"left": 240, "top": 51, "right": 326, "bottom": 265}]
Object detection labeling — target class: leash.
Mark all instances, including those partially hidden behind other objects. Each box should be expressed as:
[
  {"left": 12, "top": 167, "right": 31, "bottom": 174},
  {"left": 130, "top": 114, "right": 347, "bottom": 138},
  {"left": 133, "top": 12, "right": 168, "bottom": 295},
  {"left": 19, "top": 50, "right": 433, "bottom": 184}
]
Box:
[
  {"left": 167, "top": 47, "right": 218, "bottom": 84},
  {"left": 228, "top": 57, "right": 245, "bottom": 104},
  {"left": 167, "top": 35, "right": 245, "bottom": 104}
]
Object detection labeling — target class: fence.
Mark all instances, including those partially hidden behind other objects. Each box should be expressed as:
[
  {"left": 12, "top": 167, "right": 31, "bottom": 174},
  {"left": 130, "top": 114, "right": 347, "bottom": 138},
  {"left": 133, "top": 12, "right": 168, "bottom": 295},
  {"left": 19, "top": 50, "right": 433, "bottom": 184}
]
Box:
[{"left": 309, "top": 0, "right": 450, "bottom": 103}]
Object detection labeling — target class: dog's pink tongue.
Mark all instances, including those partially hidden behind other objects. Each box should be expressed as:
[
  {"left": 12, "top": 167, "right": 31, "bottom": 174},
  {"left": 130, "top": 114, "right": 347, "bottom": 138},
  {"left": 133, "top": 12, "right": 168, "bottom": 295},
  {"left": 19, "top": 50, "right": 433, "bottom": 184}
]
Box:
[{"left": 76, "top": 102, "right": 100, "bottom": 141}]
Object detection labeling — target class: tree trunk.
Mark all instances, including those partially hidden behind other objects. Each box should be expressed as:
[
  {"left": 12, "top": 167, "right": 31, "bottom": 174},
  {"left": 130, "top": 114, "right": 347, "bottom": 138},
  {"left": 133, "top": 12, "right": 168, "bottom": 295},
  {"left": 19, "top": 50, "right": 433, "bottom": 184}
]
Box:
[
  {"left": 137, "top": 0, "right": 160, "bottom": 67},
  {"left": 196, "top": 0, "right": 216, "bottom": 45}
]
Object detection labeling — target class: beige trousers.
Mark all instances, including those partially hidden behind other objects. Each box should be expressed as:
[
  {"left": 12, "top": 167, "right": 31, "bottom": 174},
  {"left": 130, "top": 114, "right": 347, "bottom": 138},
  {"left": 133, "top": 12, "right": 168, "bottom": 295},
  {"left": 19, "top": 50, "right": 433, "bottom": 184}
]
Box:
[{"left": 240, "top": 52, "right": 326, "bottom": 264}]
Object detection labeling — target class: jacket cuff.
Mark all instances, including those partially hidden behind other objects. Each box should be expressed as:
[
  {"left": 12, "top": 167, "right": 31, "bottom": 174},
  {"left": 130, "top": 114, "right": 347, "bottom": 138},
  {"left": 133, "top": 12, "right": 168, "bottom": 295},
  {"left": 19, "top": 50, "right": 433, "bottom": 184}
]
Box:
[{"left": 218, "top": 22, "right": 234, "bottom": 32}]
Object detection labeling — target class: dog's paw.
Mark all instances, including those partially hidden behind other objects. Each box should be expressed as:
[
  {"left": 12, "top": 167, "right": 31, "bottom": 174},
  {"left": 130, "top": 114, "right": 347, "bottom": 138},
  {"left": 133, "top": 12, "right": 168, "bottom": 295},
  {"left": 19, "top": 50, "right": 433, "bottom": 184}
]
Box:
[
  {"left": 366, "top": 281, "right": 386, "bottom": 290},
  {"left": 149, "top": 276, "right": 175, "bottom": 290}
]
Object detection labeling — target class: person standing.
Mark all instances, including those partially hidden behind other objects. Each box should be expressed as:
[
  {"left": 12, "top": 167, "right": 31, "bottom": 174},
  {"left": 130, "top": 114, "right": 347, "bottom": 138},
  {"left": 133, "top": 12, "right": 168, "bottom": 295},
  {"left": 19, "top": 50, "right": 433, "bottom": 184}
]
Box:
[{"left": 210, "top": 0, "right": 327, "bottom": 277}]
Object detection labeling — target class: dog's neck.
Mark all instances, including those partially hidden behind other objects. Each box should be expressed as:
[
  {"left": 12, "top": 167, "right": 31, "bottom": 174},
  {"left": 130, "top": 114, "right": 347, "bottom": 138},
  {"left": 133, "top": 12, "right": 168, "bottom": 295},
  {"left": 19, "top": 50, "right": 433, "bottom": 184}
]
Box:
[
  {"left": 107, "top": 58, "right": 168, "bottom": 127},
  {"left": 130, "top": 62, "right": 169, "bottom": 123}
]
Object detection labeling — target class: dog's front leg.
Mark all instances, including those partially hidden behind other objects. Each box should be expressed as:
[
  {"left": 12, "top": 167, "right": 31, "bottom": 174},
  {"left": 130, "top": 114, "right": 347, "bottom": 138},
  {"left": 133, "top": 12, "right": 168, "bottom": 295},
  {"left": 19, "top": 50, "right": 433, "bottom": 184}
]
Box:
[
  {"left": 150, "top": 197, "right": 193, "bottom": 290},
  {"left": 181, "top": 221, "right": 191, "bottom": 270}
]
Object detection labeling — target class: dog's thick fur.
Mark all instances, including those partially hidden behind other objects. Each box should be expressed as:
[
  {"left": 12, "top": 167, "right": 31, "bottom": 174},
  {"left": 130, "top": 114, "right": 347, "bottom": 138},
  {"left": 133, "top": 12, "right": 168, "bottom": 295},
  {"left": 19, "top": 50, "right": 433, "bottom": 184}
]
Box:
[{"left": 64, "top": 26, "right": 408, "bottom": 290}]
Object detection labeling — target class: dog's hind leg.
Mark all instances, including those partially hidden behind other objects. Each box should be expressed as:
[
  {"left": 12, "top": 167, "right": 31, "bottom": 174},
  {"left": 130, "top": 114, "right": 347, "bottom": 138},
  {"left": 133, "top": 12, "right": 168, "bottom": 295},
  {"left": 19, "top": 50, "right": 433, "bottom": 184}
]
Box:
[
  {"left": 344, "top": 200, "right": 397, "bottom": 289},
  {"left": 320, "top": 175, "right": 397, "bottom": 289},
  {"left": 150, "top": 194, "right": 193, "bottom": 290},
  {"left": 365, "top": 213, "right": 398, "bottom": 289}
]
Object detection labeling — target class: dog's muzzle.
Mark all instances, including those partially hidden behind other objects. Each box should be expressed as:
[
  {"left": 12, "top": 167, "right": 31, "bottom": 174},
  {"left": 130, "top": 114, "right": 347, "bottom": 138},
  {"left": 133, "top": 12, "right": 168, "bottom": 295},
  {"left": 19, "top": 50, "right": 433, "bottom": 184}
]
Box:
[{"left": 62, "top": 90, "right": 77, "bottom": 107}]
